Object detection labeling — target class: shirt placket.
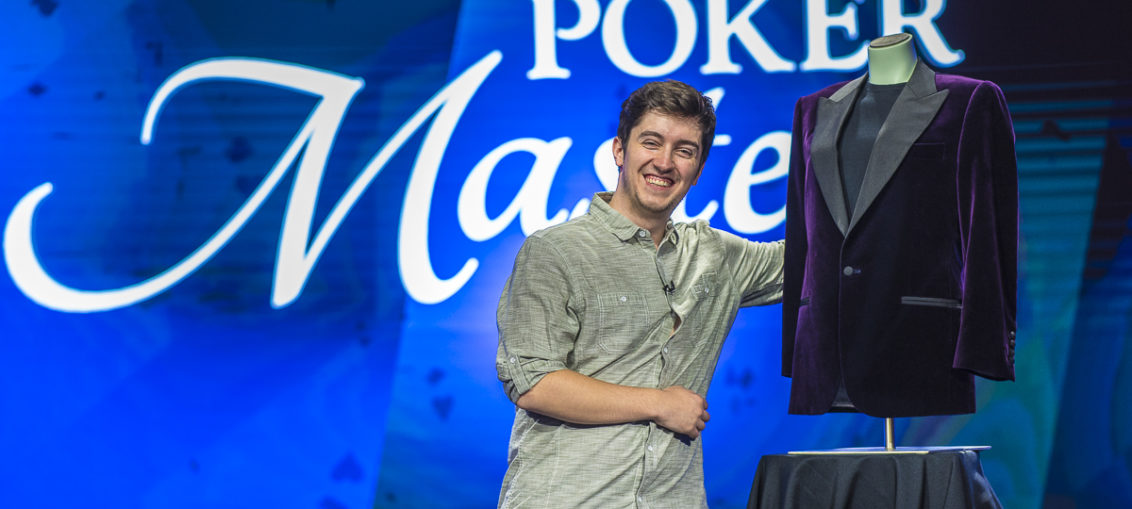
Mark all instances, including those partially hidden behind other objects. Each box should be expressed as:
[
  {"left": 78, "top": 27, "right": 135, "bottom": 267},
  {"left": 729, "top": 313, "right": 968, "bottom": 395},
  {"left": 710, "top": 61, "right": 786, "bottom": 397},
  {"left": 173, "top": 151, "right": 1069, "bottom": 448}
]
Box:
[
  {"left": 656, "top": 230, "right": 684, "bottom": 382},
  {"left": 635, "top": 228, "right": 677, "bottom": 506}
]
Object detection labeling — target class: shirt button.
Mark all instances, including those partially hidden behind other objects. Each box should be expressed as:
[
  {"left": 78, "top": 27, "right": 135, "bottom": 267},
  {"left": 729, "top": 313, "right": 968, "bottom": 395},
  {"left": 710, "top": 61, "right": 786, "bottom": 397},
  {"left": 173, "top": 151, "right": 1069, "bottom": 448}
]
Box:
[
  {"left": 637, "top": 230, "right": 647, "bottom": 238},
  {"left": 647, "top": 445, "right": 654, "bottom": 452},
  {"left": 509, "top": 357, "right": 516, "bottom": 363},
  {"left": 843, "top": 266, "right": 855, "bottom": 276},
  {"left": 663, "top": 347, "right": 669, "bottom": 354},
  {"left": 619, "top": 295, "right": 627, "bottom": 302}
]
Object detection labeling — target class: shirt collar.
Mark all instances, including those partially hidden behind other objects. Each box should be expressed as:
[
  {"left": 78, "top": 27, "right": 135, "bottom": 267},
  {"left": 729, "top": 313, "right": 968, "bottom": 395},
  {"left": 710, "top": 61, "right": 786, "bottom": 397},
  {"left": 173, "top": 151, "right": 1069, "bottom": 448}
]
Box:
[{"left": 589, "top": 192, "right": 679, "bottom": 245}]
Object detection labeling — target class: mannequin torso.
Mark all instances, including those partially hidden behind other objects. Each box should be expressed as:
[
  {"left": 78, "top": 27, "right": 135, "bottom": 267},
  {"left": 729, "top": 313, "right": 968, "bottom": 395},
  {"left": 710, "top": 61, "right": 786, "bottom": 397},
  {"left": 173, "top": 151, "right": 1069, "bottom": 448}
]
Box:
[{"left": 831, "top": 33, "right": 919, "bottom": 412}]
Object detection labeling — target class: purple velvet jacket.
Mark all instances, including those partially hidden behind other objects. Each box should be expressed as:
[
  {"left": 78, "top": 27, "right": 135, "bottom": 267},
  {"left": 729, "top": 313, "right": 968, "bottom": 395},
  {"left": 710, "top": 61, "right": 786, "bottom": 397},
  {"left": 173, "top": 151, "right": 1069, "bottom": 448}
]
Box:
[{"left": 782, "top": 61, "right": 1018, "bottom": 417}]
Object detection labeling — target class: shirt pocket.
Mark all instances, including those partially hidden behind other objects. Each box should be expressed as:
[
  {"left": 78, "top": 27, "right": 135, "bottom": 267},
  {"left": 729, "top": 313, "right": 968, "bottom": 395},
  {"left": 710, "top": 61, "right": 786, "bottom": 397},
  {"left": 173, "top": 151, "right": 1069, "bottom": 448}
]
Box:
[
  {"left": 691, "top": 271, "right": 718, "bottom": 299},
  {"left": 596, "top": 292, "right": 650, "bottom": 352}
]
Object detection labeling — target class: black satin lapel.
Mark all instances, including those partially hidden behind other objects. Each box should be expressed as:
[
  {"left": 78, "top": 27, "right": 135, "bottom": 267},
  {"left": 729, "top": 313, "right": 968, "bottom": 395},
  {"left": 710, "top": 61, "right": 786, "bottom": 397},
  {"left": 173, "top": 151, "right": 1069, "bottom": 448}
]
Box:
[
  {"left": 846, "top": 86, "right": 950, "bottom": 234},
  {"left": 812, "top": 92, "right": 856, "bottom": 235}
]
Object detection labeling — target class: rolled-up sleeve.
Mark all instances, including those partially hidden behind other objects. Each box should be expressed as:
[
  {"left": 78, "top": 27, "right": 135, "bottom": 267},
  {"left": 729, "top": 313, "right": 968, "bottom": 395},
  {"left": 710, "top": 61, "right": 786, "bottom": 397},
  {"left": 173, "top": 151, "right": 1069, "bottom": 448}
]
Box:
[
  {"left": 496, "top": 234, "right": 581, "bottom": 403},
  {"left": 720, "top": 231, "right": 784, "bottom": 307}
]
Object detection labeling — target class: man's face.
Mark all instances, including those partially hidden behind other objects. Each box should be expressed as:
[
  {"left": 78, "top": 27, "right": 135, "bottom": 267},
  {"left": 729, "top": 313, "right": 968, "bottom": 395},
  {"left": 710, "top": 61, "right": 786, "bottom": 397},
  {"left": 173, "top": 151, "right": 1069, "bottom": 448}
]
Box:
[{"left": 610, "top": 110, "right": 704, "bottom": 223}]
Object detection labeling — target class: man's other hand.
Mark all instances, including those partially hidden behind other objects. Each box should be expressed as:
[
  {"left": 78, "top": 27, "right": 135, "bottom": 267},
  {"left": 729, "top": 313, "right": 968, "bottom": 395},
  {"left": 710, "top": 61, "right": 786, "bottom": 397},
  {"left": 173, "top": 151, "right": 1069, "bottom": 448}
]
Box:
[{"left": 655, "top": 386, "right": 710, "bottom": 438}]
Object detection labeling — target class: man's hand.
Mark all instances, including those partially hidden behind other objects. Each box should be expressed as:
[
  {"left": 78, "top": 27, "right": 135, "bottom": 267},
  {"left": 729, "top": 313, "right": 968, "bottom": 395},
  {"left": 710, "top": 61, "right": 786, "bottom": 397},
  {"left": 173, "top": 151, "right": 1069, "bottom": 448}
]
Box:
[{"left": 655, "top": 386, "right": 710, "bottom": 439}]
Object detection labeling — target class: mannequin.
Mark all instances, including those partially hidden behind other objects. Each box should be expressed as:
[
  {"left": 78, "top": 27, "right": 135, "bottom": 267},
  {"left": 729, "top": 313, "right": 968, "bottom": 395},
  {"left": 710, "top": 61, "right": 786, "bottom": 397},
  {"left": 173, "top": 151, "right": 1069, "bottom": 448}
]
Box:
[
  {"left": 781, "top": 33, "right": 1018, "bottom": 420},
  {"left": 828, "top": 34, "right": 921, "bottom": 413},
  {"left": 866, "top": 33, "right": 917, "bottom": 85}
]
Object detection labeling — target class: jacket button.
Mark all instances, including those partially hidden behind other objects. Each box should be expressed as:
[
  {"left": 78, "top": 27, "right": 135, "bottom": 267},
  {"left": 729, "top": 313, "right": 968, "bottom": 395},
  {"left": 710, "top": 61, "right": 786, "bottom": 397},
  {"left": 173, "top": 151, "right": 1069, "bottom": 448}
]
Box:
[{"left": 842, "top": 266, "right": 855, "bottom": 276}]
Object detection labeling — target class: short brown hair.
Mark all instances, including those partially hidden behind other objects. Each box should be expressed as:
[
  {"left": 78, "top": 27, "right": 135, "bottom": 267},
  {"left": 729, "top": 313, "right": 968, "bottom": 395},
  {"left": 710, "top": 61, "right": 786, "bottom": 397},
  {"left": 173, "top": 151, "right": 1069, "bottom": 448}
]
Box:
[{"left": 616, "top": 80, "right": 716, "bottom": 165}]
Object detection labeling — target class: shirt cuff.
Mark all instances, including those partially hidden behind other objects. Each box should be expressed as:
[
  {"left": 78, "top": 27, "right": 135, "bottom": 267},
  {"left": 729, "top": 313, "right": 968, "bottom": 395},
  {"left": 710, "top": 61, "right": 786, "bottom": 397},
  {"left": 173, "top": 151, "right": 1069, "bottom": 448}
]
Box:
[{"left": 499, "top": 356, "right": 568, "bottom": 404}]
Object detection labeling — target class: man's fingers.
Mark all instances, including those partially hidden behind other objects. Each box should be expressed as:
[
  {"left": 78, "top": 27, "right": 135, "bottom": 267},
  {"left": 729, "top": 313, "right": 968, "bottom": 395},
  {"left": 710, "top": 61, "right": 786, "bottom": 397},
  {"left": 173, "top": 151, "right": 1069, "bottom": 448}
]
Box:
[{"left": 657, "top": 386, "right": 712, "bottom": 438}]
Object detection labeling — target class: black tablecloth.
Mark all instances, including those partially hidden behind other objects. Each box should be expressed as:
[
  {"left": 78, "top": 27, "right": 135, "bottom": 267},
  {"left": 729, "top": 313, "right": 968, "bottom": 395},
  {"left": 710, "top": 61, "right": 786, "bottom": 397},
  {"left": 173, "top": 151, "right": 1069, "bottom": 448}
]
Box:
[{"left": 747, "top": 449, "right": 1001, "bottom": 509}]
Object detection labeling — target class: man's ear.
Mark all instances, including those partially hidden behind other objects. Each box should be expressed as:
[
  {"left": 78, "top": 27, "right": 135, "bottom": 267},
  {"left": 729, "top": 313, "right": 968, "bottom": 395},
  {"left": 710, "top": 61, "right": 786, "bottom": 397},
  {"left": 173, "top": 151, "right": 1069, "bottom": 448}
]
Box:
[{"left": 612, "top": 136, "right": 624, "bottom": 169}]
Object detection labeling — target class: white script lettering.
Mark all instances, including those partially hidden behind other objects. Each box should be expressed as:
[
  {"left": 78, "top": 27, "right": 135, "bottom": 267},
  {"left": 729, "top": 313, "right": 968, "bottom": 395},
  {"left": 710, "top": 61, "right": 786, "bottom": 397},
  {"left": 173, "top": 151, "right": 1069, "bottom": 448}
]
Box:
[
  {"left": 4, "top": 53, "right": 790, "bottom": 313},
  {"left": 4, "top": 52, "right": 504, "bottom": 311}
]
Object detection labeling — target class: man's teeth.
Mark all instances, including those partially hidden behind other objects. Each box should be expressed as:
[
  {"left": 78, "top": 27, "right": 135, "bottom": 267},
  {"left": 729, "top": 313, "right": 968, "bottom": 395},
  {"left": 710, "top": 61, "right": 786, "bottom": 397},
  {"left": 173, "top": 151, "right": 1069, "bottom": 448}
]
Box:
[{"left": 645, "top": 175, "right": 672, "bottom": 187}]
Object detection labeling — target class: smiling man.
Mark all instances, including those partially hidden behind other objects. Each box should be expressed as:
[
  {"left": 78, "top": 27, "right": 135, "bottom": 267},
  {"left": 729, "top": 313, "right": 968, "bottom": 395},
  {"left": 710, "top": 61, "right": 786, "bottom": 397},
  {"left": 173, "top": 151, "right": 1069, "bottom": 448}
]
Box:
[{"left": 495, "top": 80, "right": 784, "bottom": 508}]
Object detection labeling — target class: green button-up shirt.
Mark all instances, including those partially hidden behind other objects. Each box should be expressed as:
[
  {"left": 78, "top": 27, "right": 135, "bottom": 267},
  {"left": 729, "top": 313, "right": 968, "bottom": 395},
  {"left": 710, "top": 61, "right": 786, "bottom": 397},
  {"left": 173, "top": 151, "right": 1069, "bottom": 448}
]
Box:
[{"left": 496, "top": 192, "right": 784, "bottom": 509}]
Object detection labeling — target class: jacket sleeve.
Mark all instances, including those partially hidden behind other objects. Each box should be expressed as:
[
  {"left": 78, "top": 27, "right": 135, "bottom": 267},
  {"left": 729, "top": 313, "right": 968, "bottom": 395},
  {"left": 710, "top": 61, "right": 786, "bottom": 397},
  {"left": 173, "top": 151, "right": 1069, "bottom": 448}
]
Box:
[
  {"left": 953, "top": 81, "right": 1018, "bottom": 381},
  {"left": 782, "top": 97, "right": 809, "bottom": 378}
]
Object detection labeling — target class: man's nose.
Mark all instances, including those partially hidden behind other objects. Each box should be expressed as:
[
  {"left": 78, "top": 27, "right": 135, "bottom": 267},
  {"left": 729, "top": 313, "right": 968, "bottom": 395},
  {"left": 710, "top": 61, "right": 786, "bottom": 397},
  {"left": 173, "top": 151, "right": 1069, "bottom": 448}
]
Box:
[{"left": 654, "top": 148, "right": 676, "bottom": 171}]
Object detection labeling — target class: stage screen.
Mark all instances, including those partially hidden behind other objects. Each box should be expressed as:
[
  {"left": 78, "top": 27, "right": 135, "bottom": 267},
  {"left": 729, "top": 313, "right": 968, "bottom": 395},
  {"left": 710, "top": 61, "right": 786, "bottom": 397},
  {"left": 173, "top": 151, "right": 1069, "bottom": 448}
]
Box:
[{"left": 2, "top": 1, "right": 1129, "bottom": 508}]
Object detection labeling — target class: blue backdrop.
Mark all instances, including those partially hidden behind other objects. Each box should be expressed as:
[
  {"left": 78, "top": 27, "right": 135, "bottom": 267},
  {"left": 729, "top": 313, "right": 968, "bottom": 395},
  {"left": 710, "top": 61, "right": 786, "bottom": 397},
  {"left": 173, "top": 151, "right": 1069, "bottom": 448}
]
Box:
[{"left": 2, "top": 1, "right": 1129, "bottom": 508}]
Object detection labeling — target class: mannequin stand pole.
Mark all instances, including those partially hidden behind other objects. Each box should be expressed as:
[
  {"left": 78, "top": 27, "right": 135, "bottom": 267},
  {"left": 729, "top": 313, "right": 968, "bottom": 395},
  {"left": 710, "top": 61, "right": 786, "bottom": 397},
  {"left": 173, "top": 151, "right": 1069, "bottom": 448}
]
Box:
[{"left": 885, "top": 418, "right": 895, "bottom": 451}]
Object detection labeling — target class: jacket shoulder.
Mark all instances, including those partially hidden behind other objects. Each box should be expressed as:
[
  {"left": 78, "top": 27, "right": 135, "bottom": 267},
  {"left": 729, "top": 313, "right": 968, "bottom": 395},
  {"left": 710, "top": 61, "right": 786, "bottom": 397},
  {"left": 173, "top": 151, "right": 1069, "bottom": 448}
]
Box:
[
  {"left": 798, "top": 79, "right": 854, "bottom": 103},
  {"left": 935, "top": 72, "right": 1005, "bottom": 98}
]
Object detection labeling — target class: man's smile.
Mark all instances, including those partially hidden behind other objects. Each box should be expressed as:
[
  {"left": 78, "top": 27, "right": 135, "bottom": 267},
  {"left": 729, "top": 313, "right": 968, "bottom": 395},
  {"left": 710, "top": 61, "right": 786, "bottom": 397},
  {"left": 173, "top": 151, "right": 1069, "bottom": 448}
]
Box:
[{"left": 644, "top": 174, "right": 674, "bottom": 188}]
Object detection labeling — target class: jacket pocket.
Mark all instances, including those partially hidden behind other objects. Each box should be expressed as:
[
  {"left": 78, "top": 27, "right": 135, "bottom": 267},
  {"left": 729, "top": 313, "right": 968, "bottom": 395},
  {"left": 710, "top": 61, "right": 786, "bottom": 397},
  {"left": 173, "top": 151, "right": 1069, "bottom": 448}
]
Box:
[{"left": 901, "top": 296, "right": 962, "bottom": 310}]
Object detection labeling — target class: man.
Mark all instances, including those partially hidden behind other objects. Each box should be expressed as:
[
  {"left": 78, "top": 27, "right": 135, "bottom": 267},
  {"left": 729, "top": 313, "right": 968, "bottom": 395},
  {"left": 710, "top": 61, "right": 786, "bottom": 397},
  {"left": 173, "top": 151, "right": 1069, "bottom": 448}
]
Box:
[{"left": 496, "top": 80, "right": 784, "bottom": 508}]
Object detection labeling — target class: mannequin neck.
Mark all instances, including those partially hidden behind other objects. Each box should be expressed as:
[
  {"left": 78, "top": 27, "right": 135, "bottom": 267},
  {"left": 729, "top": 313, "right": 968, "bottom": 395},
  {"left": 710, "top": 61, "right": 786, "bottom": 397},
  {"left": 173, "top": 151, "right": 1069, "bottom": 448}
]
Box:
[{"left": 867, "top": 34, "right": 918, "bottom": 85}]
